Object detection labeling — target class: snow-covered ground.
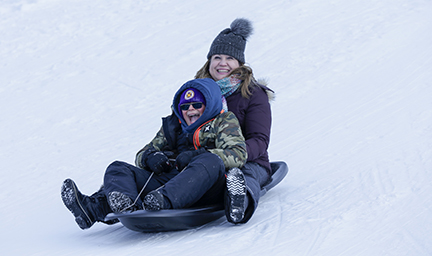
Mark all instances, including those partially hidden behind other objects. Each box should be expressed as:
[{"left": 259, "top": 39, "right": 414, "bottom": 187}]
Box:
[{"left": 1, "top": 0, "right": 431, "bottom": 255}]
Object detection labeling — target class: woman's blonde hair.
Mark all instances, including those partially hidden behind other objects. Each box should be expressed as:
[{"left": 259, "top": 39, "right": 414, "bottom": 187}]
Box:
[{"left": 194, "top": 60, "right": 257, "bottom": 98}]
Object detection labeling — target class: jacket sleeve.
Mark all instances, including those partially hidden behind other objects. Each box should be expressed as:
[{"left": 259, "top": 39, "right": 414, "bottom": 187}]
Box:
[
  {"left": 243, "top": 88, "right": 271, "bottom": 162},
  {"left": 207, "top": 111, "right": 247, "bottom": 169},
  {"left": 135, "top": 125, "right": 168, "bottom": 168}
]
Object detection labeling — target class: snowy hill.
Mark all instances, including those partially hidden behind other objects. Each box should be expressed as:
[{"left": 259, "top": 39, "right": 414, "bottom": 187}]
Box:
[{"left": 1, "top": 0, "right": 432, "bottom": 255}]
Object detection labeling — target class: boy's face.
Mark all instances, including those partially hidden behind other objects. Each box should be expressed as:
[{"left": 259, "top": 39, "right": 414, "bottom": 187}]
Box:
[{"left": 180, "top": 102, "right": 206, "bottom": 125}]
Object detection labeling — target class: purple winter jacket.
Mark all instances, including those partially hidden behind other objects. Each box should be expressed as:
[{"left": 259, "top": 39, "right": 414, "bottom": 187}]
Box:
[{"left": 225, "top": 83, "right": 272, "bottom": 174}]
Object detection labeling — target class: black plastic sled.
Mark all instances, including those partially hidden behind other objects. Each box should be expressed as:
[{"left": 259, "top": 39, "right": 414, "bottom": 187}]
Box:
[{"left": 105, "top": 161, "right": 288, "bottom": 233}]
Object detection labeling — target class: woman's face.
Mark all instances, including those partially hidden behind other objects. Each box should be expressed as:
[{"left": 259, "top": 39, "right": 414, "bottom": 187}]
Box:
[
  {"left": 181, "top": 102, "right": 206, "bottom": 126},
  {"left": 209, "top": 54, "right": 240, "bottom": 81}
]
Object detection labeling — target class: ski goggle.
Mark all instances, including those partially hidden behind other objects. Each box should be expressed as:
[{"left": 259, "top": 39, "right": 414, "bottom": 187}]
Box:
[{"left": 179, "top": 102, "right": 204, "bottom": 111}]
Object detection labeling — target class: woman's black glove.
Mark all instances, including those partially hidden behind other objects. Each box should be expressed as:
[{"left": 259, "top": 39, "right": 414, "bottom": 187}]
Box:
[
  {"left": 175, "top": 148, "right": 207, "bottom": 171},
  {"left": 143, "top": 149, "right": 171, "bottom": 175}
]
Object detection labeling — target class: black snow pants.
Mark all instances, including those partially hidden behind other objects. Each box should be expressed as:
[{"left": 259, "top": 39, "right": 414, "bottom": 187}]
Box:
[{"left": 103, "top": 152, "right": 226, "bottom": 209}]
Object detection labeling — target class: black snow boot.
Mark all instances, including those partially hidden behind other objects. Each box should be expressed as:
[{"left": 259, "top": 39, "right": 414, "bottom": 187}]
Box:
[
  {"left": 107, "top": 191, "right": 140, "bottom": 213},
  {"left": 225, "top": 167, "right": 248, "bottom": 224},
  {"left": 61, "top": 179, "right": 115, "bottom": 230},
  {"left": 143, "top": 190, "right": 171, "bottom": 211}
]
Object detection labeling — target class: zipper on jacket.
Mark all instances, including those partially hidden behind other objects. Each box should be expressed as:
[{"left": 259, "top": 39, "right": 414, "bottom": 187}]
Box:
[{"left": 193, "top": 118, "right": 214, "bottom": 149}]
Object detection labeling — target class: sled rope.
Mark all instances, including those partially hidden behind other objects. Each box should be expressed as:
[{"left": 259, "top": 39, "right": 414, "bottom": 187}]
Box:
[{"left": 121, "top": 172, "right": 154, "bottom": 212}]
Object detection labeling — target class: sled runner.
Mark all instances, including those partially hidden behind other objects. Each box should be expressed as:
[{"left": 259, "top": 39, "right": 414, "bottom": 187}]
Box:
[{"left": 105, "top": 161, "right": 288, "bottom": 232}]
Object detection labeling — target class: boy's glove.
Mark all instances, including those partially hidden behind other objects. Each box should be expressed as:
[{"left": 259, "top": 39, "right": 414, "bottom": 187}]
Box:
[
  {"left": 175, "top": 148, "right": 207, "bottom": 171},
  {"left": 143, "top": 150, "right": 171, "bottom": 175}
]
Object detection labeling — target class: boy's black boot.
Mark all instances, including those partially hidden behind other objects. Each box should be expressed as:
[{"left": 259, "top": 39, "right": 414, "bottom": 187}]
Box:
[
  {"left": 107, "top": 191, "right": 140, "bottom": 213},
  {"left": 143, "top": 190, "right": 171, "bottom": 211},
  {"left": 61, "top": 179, "right": 115, "bottom": 229}
]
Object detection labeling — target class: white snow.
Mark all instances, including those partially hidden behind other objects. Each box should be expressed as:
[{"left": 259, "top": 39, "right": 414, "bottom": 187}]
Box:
[{"left": 1, "top": 0, "right": 432, "bottom": 255}]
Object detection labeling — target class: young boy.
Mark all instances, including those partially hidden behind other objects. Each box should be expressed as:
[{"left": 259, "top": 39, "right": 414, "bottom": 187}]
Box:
[{"left": 61, "top": 78, "right": 247, "bottom": 229}]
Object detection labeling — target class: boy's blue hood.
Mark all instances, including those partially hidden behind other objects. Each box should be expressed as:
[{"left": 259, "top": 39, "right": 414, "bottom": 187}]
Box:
[{"left": 173, "top": 78, "right": 223, "bottom": 133}]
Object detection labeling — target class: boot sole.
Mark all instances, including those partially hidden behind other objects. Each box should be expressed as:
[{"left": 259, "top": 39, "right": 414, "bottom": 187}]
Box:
[
  {"left": 226, "top": 168, "right": 247, "bottom": 223},
  {"left": 143, "top": 191, "right": 164, "bottom": 211},
  {"left": 107, "top": 191, "right": 135, "bottom": 213}
]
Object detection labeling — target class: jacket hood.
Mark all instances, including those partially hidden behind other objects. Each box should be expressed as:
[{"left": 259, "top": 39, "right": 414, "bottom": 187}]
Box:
[{"left": 172, "top": 78, "right": 223, "bottom": 133}]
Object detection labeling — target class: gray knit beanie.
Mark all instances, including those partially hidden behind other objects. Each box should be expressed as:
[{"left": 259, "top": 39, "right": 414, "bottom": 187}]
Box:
[{"left": 207, "top": 18, "right": 253, "bottom": 64}]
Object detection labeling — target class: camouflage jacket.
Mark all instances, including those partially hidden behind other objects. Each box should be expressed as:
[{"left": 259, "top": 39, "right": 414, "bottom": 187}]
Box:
[{"left": 135, "top": 111, "right": 247, "bottom": 170}]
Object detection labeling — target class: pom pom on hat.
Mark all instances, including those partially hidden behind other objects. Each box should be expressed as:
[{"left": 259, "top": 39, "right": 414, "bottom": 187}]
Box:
[
  {"left": 207, "top": 18, "right": 253, "bottom": 64},
  {"left": 230, "top": 18, "right": 253, "bottom": 40}
]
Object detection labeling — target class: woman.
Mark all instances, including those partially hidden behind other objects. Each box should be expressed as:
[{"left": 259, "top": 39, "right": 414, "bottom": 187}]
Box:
[
  {"left": 61, "top": 78, "right": 247, "bottom": 229},
  {"left": 195, "top": 18, "right": 274, "bottom": 224}
]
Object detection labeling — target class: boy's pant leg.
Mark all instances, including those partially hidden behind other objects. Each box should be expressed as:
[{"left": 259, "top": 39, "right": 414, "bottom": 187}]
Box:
[
  {"left": 160, "top": 152, "right": 225, "bottom": 209},
  {"left": 103, "top": 161, "right": 178, "bottom": 206}
]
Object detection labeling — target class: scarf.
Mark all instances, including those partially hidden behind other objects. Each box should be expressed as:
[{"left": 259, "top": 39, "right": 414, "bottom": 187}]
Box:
[{"left": 216, "top": 76, "right": 242, "bottom": 112}]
